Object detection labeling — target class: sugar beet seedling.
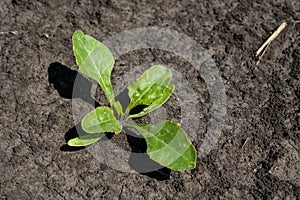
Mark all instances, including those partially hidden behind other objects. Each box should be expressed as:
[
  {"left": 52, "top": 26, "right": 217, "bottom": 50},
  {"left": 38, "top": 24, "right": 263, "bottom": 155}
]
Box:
[{"left": 68, "top": 30, "right": 196, "bottom": 171}]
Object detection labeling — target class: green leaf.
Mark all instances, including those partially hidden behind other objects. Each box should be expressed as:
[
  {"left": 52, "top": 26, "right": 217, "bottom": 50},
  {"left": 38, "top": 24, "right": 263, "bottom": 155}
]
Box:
[
  {"left": 72, "top": 30, "right": 115, "bottom": 105},
  {"left": 129, "top": 85, "right": 175, "bottom": 118},
  {"left": 126, "top": 65, "right": 174, "bottom": 118},
  {"left": 127, "top": 121, "right": 196, "bottom": 171},
  {"left": 67, "top": 133, "right": 105, "bottom": 147},
  {"left": 113, "top": 101, "right": 123, "bottom": 119},
  {"left": 82, "top": 106, "right": 122, "bottom": 134}
]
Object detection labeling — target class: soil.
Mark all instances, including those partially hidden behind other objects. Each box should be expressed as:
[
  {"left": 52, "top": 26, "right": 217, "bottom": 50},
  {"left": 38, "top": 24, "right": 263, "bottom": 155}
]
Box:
[{"left": 1, "top": 0, "right": 300, "bottom": 199}]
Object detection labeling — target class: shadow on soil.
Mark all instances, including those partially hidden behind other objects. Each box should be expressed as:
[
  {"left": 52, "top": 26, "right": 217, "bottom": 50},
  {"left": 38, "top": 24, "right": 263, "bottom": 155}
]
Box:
[
  {"left": 125, "top": 127, "right": 171, "bottom": 180},
  {"left": 48, "top": 62, "right": 170, "bottom": 180},
  {"left": 48, "top": 62, "right": 100, "bottom": 107}
]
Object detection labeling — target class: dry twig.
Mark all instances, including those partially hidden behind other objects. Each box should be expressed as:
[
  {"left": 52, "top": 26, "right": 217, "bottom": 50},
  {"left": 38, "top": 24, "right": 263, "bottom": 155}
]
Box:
[
  {"left": 255, "top": 22, "right": 287, "bottom": 65},
  {"left": 241, "top": 137, "right": 251, "bottom": 150}
]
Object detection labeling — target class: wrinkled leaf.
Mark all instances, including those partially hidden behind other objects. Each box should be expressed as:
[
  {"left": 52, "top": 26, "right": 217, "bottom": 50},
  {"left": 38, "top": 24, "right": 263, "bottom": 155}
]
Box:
[
  {"left": 72, "top": 30, "right": 115, "bottom": 105},
  {"left": 129, "top": 85, "right": 175, "bottom": 118},
  {"left": 127, "top": 120, "right": 196, "bottom": 171},
  {"left": 67, "top": 133, "right": 105, "bottom": 147},
  {"left": 82, "top": 106, "right": 122, "bottom": 134},
  {"left": 126, "top": 65, "right": 174, "bottom": 118}
]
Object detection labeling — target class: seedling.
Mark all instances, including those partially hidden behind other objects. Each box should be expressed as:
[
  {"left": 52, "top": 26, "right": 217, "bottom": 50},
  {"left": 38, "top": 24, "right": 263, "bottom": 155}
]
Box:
[{"left": 68, "top": 30, "right": 196, "bottom": 171}]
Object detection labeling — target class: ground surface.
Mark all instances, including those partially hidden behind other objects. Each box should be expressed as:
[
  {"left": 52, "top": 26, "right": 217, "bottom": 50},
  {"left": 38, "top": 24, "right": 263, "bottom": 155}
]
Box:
[{"left": 0, "top": 0, "right": 300, "bottom": 199}]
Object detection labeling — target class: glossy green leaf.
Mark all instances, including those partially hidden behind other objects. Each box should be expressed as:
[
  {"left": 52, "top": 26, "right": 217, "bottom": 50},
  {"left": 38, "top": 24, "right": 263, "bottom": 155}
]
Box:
[
  {"left": 127, "top": 120, "right": 196, "bottom": 171},
  {"left": 126, "top": 65, "right": 174, "bottom": 118},
  {"left": 129, "top": 85, "right": 175, "bottom": 118},
  {"left": 67, "top": 133, "right": 105, "bottom": 147},
  {"left": 82, "top": 106, "right": 122, "bottom": 134},
  {"left": 113, "top": 101, "right": 123, "bottom": 119},
  {"left": 72, "top": 30, "right": 115, "bottom": 105}
]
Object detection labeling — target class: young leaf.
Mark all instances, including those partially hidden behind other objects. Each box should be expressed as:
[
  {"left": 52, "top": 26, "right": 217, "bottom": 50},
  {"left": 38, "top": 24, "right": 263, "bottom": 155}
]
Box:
[
  {"left": 129, "top": 85, "right": 174, "bottom": 118},
  {"left": 82, "top": 106, "right": 122, "bottom": 134},
  {"left": 67, "top": 133, "right": 105, "bottom": 147},
  {"left": 72, "top": 30, "right": 115, "bottom": 105},
  {"left": 126, "top": 65, "right": 174, "bottom": 118},
  {"left": 127, "top": 121, "right": 196, "bottom": 171},
  {"left": 113, "top": 101, "right": 123, "bottom": 119}
]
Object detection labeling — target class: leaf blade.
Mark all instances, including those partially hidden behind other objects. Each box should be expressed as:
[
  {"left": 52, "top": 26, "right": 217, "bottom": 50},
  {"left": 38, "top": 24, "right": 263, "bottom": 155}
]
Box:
[
  {"left": 126, "top": 65, "right": 173, "bottom": 117},
  {"left": 129, "top": 84, "right": 175, "bottom": 118},
  {"left": 67, "top": 133, "right": 105, "bottom": 147},
  {"left": 82, "top": 106, "right": 122, "bottom": 134},
  {"left": 72, "top": 30, "right": 115, "bottom": 105},
  {"left": 127, "top": 121, "right": 196, "bottom": 171}
]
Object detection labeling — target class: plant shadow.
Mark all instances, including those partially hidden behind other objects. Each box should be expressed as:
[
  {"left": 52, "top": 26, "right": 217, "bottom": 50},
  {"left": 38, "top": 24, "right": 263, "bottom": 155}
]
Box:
[
  {"left": 125, "top": 127, "right": 171, "bottom": 180},
  {"left": 60, "top": 124, "right": 85, "bottom": 151},
  {"left": 48, "top": 62, "right": 170, "bottom": 180},
  {"left": 48, "top": 62, "right": 100, "bottom": 107}
]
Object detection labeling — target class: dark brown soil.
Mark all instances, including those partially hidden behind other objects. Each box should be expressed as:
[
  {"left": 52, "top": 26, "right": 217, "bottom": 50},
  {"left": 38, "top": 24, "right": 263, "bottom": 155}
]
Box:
[{"left": 1, "top": 0, "right": 299, "bottom": 199}]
